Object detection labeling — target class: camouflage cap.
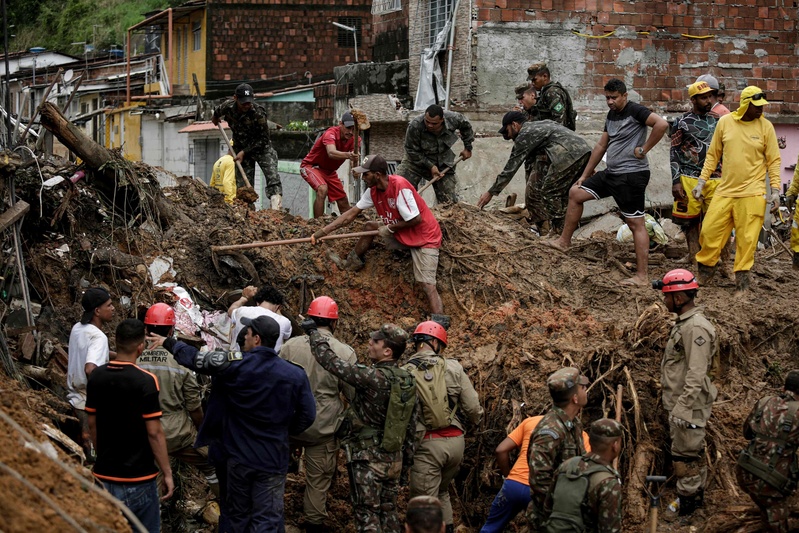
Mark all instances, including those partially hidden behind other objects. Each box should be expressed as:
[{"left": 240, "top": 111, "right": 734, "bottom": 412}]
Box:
[
  {"left": 515, "top": 83, "right": 530, "bottom": 98},
  {"left": 547, "top": 367, "right": 590, "bottom": 393},
  {"left": 527, "top": 62, "right": 547, "bottom": 79},
  {"left": 590, "top": 418, "right": 624, "bottom": 438},
  {"left": 370, "top": 323, "right": 409, "bottom": 346}
]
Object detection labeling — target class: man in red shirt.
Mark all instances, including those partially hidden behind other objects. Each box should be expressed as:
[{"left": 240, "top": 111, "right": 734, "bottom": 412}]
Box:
[
  {"left": 311, "top": 154, "right": 448, "bottom": 327},
  {"left": 301, "top": 112, "right": 359, "bottom": 218}
]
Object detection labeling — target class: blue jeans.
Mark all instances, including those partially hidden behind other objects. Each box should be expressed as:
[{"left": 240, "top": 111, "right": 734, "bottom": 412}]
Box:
[
  {"left": 480, "top": 479, "right": 531, "bottom": 533},
  {"left": 226, "top": 459, "right": 286, "bottom": 532},
  {"left": 102, "top": 478, "right": 160, "bottom": 533}
]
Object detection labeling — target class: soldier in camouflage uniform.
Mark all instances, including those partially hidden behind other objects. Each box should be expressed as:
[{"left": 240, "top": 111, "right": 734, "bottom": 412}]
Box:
[
  {"left": 526, "top": 367, "right": 589, "bottom": 530},
  {"left": 543, "top": 419, "right": 623, "bottom": 533},
  {"left": 527, "top": 63, "right": 576, "bottom": 131},
  {"left": 477, "top": 111, "right": 591, "bottom": 234},
  {"left": 656, "top": 269, "right": 718, "bottom": 517},
  {"left": 212, "top": 83, "right": 283, "bottom": 209},
  {"left": 736, "top": 371, "right": 799, "bottom": 532},
  {"left": 302, "top": 320, "right": 420, "bottom": 533},
  {"left": 397, "top": 104, "right": 475, "bottom": 204}
]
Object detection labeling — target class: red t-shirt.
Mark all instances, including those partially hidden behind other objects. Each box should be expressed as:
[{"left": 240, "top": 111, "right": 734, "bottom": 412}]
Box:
[
  {"left": 302, "top": 126, "right": 354, "bottom": 172},
  {"left": 355, "top": 175, "right": 442, "bottom": 249}
]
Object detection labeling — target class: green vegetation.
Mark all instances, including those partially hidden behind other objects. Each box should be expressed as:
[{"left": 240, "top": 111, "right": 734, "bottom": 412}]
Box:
[{"left": 6, "top": 0, "right": 185, "bottom": 54}]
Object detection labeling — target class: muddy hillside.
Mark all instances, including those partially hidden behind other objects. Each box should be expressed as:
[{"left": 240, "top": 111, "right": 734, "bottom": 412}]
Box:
[{"left": 1, "top": 149, "right": 798, "bottom": 532}]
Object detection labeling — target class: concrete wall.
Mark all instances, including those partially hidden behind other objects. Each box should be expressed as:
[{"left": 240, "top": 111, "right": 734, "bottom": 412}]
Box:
[{"left": 263, "top": 101, "right": 315, "bottom": 127}]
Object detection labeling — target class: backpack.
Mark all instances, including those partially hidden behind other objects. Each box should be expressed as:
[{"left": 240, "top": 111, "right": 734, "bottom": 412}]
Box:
[
  {"left": 541, "top": 83, "right": 577, "bottom": 131},
  {"left": 376, "top": 366, "right": 417, "bottom": 453},
  {"left": 403, "top": 356, "right": 456, "bottom": 430},
  {"left": 544, "top": 456, "right": 616, "bottom": 533},
  {"left": 737, "top": 398, "right": 799, "bottom": 496}
]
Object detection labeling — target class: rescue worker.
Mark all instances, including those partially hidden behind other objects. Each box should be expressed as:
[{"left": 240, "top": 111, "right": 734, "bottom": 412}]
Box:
[
  {"left": 280, "top": 296, "right": 356, "bottom": 532},
  {"left": 138, "top": 303, "right": 220, "bottom": 499},
  {"left": 784, "top": 156, "right": 799, "bottom": 270},
  {"left": 403, "top": 321, "right": 484, "bottom": 532},
  {"left": 301, "top": 319, "right": 419, "bottom": 532},
  {"left": 694, "top": 86, "right": 781, "bottom": 292},
  {"left": 696, "top": 74, "right": 731, "bottom": 117},
  {"left": 477, "top": 111, "right": 591, "bottom": 235},
  {"left": 526, "top": 367, "right": 589, "bottom": 528},
  {"left": 405, "top": 496, "right": 446, "bottom": 533},
  {"left": 670, "top": 81, "right": 722, "bottom": 263},
  {"left": 512, "top": 88, "right": 550, "bottom": 231},
  {"left": 212, "top": 83, "right": 283, "bottom": 209},
  {"left": 209, "top": 152, "right": 236, "bottom": 204},
  {"left": 311, "top": 154, "right": 448, "bottom": 328},
  {"left": 542, "top": 418, "right": 624, "bottom": 532},
  {"left": 655, "top": 269, "right": 719, "bottom": 517},
  {"left": 736, "top": 370, "right": 799, "bottom": 532},
  {"left": 147, "top": 315, "right": 316, "bottom": 531},
  {"left": 396, "top": 104, "right": 475, "bottom": 204},
  {"left": 526, "top": 63, "right": 576, "bottom": 131},
  {"left": 517, "top": 87, "right": 537, "bottom": 121}
]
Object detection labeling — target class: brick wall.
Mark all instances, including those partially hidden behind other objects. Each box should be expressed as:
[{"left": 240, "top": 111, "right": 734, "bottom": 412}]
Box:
[
  {"left": 468, "top": 0, "right": 799, "bottom": 115},
  {"left": 206, "top": 0, "right": 372, "bottom": 94},
  {"left": 373, "top": 3, "right": 409, "bottom": 61}
]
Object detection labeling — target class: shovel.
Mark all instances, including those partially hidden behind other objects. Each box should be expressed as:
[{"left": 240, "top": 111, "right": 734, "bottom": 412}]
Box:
[
  {"left": 418, "top": 155, "right": 463, "bottom": 194},
  {"left": 216, "top": 123, "right": 258, "bottom": 204}
]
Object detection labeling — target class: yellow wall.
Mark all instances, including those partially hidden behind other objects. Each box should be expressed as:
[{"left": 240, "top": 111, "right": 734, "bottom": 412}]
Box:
[
  {"left": 105, "top": 103, "right": 144, "bottom": 160},
  {"left": 159, "top": 9, "right": 207, "bottom": 95}
]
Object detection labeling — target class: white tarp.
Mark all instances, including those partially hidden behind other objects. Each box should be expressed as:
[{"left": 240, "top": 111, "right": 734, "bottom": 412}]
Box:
[{"left": 414, "top": 21, "right": 450, "bottom": 110}]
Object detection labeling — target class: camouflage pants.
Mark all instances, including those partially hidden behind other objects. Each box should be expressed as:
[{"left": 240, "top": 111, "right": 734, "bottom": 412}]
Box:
[
  {"left": 668, "top": 414, "right": 708, "bottom": 497},
  {"left": 350, "top": 458, "right": 403, "bottom": 532},
  {"left": 524, "top": 157, "right": 549, "bottom": 226},
  {"left": 396, "top": 161, "right": 459, "bottom": 204},
  {"left": 736, "top": 466, "right": 796, "bottom": 532},
  {"left": 527, "top": 152, "right": 590, "bottom": 228},
  {"left": 240, "top": 145, "right": 282, "bottom": 197}
]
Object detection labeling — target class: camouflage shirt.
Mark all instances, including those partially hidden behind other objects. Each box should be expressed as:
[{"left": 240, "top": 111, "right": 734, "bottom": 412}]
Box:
[
  {"left": 527, "top": 405, "right": 586, "bottom": 524},
  {"left": 661, "top": 306, "right": 719, "bottom": 426},
  {"left": 212, "top": 99, "right": 271, "bottom": 156},
  {"left": 535, "top": 82, "right": 575, "bottom": 130},
  {"left": 739, "top": 390, "right": 799, "bottom": 498},
  {"left": 544, "top": 453, "right": 623, "bottom": 533},
  {"left": 402, "top": 110, "right": 475, "bottom": 173},
  {"left": 308, "top": 330, "right": 418, "bottom": 466},
  {"left": 669, "top": 111, "right": 721, "bottom": 184},
  {"left": 489, "top": 120, "right": 591, "bottom": 196}
]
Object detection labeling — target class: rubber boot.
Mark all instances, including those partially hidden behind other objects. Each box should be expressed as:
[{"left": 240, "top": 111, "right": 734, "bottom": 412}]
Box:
[
  {"left": 793, "top": 253, "right": 799, "bottom": 271},
  {"left": 430, "top": 313, "right": 451, "bottom": 330},
  {"left": 678, "top": 489, "right": 704, "bottom": 516},
  {"left": 734, "top": 270, "right": 750, "bottom": 293},
  {"left": 697, "top": 262, "right": 717, "bottom": 286},
  {"left": 270, "top": 194, "right": 282, "bottom": 210},
  {"left": 342, "top": 250, "right": 365, "bottom": 271}
]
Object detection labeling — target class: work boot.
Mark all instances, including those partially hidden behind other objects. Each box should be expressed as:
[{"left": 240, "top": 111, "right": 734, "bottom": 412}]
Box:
[
  {"left": 735, "top": 270, "right": 750, "bottom": 293},
  {"left": 270, "top": 194, "right": 282, "bottom": 210},
  {"left": 445, "top": 525, "right": 455, "bottom": 533},
  {"left": 793, "top": 253, "right": 799, "bottom": 271},
  {"left": 303, "top": 523, "right": 329, "bottom": 533},
  {"left": 696, "top": 262, "right": 717, "bottom": 286},
  {"left": 536, "top": 220, "right": 551, "bottom": 236},
  {"left": 678, "top": 490, "right": 704, "bottom": 516},
  {"left": 430, "top": 313, "right": 451, "bottom": 330},
  {"left": 342, "top": 250, "right": 365, "bottom": 271}
]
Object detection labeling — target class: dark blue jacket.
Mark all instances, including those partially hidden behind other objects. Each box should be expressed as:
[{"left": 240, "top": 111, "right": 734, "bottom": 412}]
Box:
[{"left": 166, "top": 340, "right": 316, "bottom": 474}]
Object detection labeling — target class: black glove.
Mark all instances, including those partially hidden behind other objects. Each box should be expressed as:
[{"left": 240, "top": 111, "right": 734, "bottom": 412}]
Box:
[
  {"left": 301, "top": 318, "right": 318, "bottom": 335},
  {"left": 399, "top": 468, "right": 410, "bottom": 487}
]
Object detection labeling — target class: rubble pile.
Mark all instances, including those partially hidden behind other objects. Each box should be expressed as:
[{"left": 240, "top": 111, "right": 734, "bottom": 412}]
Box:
[{"left": 1, "top": 141, "right": 799, "bottom": 531}]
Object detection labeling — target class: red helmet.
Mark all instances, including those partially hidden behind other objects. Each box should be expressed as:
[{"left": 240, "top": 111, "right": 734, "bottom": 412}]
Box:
[
  {"left": 144, "top": 302, "right": 176, "bottom": 326},
  {"left": 412, "top": 321, "right": 447, "bottom": 347},
  {"left": 660, "top": 269, "right": 699, "bottom": 293},
  {"left": 307, "top": 296, "right": 339, "bottom": 319}
]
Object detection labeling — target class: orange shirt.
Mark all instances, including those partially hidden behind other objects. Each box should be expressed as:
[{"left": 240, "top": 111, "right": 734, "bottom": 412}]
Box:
[{"left": 506, "top": 416, "right": 591, "bottom": 486}]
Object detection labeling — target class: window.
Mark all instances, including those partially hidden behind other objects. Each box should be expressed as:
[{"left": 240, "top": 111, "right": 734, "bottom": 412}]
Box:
[
  {"left": 336, "top": 17, "right": 362, "bottom": 48},
  {"left": 193, "top": 21, "right": 202, "bottom": 51},
  {"left": 372, "top": 0, "right": 401, "bottom": 15},
  {"left": 428, "top": 0, "right": 454, "bottom": 48}
]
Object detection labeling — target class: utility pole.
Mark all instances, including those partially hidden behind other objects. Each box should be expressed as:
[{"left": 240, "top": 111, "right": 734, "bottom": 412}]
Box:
[{"left": 2, "top": 0, "right": 11, "bottom": 146}]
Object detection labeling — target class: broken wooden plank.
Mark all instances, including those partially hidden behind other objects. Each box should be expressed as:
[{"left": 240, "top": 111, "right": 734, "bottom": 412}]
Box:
[
  {"left": 20, "top": 332, "right": 36, "bottom": 361},
  {"left": 0, "top": 200, "right": 30, "bottom": 233}
]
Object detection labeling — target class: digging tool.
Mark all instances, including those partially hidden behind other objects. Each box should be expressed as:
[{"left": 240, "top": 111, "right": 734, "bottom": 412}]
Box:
[
  {"left": 645, "top": 475, "right": 667, "bottom": 533},
  {"left": 613, "top": 384, "right": 624, "bottom": 470},
  {"left": 216, "top": 122, "right": 253, "bottom": 189},
  {"left": 418, "top": 155, "right": 464, "bottom": 195}
]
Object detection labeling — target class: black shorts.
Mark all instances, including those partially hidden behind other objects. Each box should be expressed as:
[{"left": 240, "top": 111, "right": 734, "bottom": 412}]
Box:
[{"left": 580, "top": 169, "right": 650, "bottom": 218}]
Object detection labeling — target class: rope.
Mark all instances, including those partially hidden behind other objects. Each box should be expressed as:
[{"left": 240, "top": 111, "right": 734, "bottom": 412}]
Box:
[{"left": 570, "top": 29, "right": 715, "bottom": 40}]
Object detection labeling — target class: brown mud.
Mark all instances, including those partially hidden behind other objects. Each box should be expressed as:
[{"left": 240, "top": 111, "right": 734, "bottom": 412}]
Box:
[{"left": 3, "top": 158, "right": 799, "bottom": 532}]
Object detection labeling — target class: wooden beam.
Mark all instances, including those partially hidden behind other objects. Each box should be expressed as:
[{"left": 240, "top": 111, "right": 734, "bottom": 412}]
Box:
[{"left": 0, "top": 201, "right": 30, "bottom": 233}]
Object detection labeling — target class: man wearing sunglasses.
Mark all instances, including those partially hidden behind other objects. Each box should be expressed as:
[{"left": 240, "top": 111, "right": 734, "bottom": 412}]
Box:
[{"left": 693, "top": 86, "right": 782, "bottom": 292}]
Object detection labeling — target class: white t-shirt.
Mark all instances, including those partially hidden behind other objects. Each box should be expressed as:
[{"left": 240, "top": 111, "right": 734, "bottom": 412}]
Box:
[
  {"left": 230, "top": 306, "right": 292, "bottom": 352},
  {"left": 67, "top": 322, "right": 110, "bottom": 410}
]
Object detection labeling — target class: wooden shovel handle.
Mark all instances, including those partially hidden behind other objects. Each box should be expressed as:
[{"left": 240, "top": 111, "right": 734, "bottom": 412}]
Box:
[
  {"left": 216, "top": 123, "right": 253, "bottom": 188},
  {"left": 211, "top": 230, "right": 379, "bottom": 252}
]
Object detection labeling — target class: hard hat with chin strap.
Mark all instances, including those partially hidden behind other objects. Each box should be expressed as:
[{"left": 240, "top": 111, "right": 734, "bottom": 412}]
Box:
[
  {"left": 652, "top": 269, "right": 699, "bottom": 293},
  {"left": 144, "top": 302, "right": 176, "bottom": 326},
  {"left": 412, "top": 321, "right": 447, "bottom": 347},
  {"left": 306, "top": 296, "right": 339, "bottom": 319}
]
